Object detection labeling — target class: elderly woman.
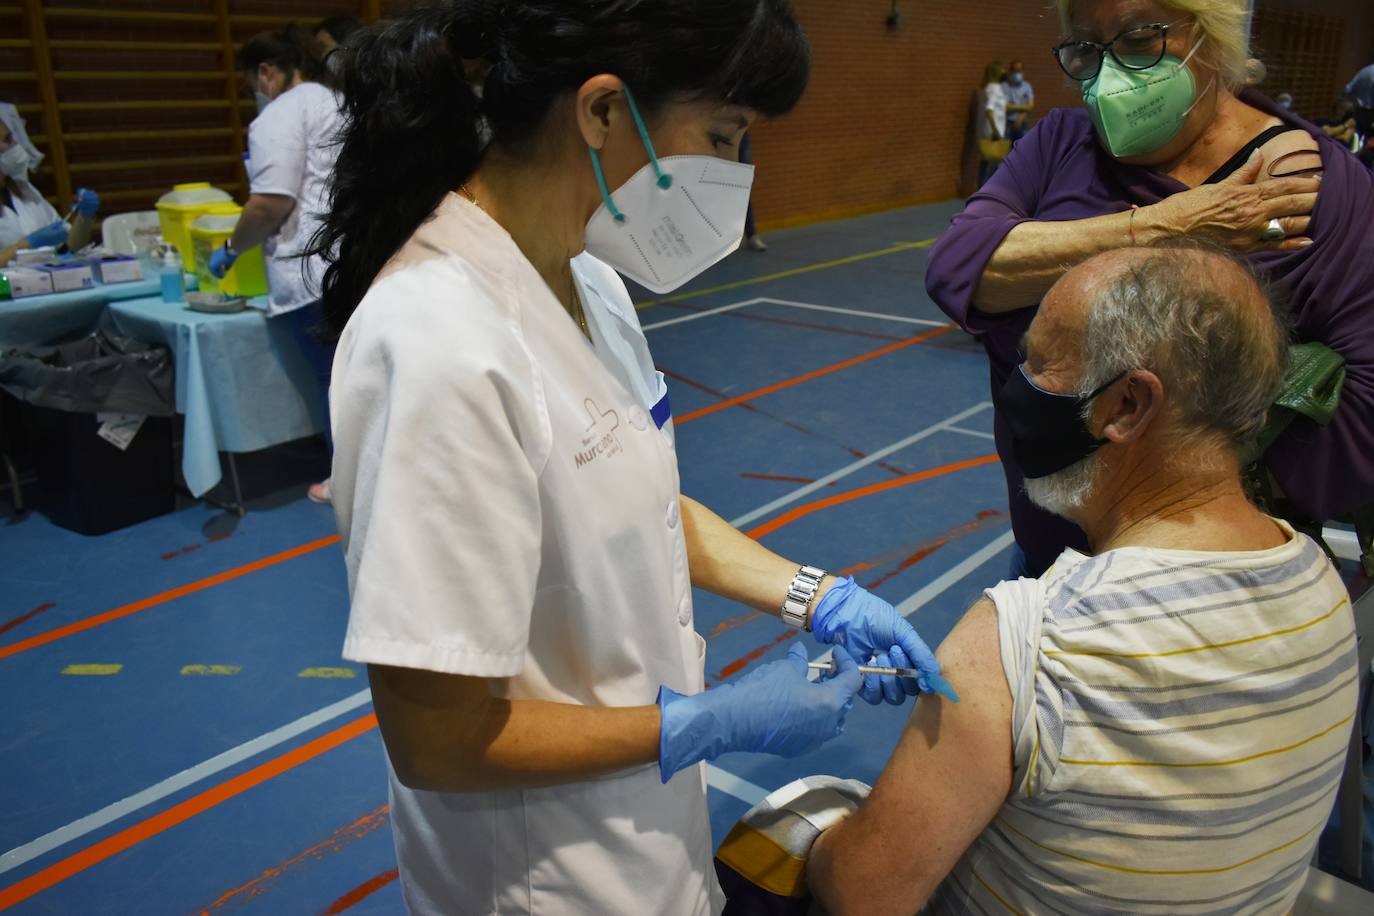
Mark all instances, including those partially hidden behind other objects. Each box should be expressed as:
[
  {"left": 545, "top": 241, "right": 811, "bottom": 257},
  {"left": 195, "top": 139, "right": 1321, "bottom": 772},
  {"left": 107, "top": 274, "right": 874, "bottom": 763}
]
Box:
[{"left": 927, "top": 0, "right": 1373, "bottom": 576}]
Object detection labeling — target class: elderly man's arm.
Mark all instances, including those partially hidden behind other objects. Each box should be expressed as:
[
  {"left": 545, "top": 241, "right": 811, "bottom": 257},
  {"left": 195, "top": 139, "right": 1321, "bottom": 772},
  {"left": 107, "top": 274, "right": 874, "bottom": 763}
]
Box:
[{"left": 809, "top": 598, "right": 1013, "bottom": 913}]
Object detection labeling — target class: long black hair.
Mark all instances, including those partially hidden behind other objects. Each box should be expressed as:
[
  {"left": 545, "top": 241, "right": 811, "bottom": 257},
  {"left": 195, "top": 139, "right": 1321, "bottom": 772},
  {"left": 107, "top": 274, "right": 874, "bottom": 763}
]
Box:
[
  {"left": 236, "top": 24, "right": 330, "bottom": 88},
  {"left": 311, "top": 0, "right": 810, "bottom": 337}
]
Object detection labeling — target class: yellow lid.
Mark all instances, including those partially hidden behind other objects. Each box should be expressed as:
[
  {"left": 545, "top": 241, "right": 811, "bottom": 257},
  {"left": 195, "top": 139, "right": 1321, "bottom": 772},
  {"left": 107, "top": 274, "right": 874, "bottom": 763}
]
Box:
[{"left": 157, "top": 183, "right": 233, "bottom": 209}]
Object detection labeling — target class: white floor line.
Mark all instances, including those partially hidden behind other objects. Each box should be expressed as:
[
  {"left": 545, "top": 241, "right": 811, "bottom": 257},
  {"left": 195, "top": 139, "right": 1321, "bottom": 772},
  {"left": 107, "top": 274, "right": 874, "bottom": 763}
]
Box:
[
  {"left": 729, "top": 402, "right": 993, "bottom": 529},
  {"left": 754, "top": 297, "right": 947, "bottom": 328},
  {"left": 0, "top": 689, "right": 374, "bottom": 874},
  {"left": 896, "top": 531, "right": 1016, "bottom": 616},
  {"left": 945, "top": 425, "right": 995, "bottom": 441},
  {"left": 705, "top": 765, "right": 769, "bottom": 806},
  {"left": 641, "top": 298, "right": 766, "bottom": 331}
]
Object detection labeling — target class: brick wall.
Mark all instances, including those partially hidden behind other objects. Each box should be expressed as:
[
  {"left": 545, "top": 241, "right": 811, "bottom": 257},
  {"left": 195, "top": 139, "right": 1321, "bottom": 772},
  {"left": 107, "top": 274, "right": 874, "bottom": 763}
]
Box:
[{"left": 749, "top": 0, "right": 1374, "bottom": 232}]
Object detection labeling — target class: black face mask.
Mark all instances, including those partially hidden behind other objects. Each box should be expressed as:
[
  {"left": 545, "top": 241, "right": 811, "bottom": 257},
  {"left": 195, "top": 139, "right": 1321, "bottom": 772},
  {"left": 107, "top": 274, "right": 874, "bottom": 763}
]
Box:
[{"left": 994, "top": 364, "right": 1125, "bottom": 479}]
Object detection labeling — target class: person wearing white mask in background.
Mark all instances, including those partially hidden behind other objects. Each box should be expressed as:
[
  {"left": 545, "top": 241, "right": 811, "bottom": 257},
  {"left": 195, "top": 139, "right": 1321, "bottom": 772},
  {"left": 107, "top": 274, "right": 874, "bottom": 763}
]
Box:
[
  {"left": 211, "top": 25, "right": 342, "bottom": 505},
  {"left": 0, "top": 103, "right": 99, "bottom": 266},
  {"left": 1003, "top": 59, "right": 1036, "bottom": 143},
  {"left": 309, "top": 1, "right": 952, "bottom": 911}
]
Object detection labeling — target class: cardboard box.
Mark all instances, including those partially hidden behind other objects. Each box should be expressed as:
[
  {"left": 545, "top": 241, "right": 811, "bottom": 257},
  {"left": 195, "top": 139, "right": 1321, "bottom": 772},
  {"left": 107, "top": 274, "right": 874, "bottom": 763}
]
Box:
[
  {"left": 5, "top": 267, "right": 54, "bottom": 298},
  {"left": 40, "top": 261, "right": 95, "bottom": 293},
  {"left": 92, "top": 255, "right": 143, "bottom": 284}
]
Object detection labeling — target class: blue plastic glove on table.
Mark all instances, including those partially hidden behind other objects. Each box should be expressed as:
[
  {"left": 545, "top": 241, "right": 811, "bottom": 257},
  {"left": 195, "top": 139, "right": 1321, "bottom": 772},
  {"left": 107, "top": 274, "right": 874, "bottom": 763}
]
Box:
[
  {"left": 658, "top": 643, "right": 863, "bottom": 782},
  {"left": 74, "top": 188, "right": 100, "bottom": 218},
  {"left": 811, "top": 576, "right": 958, "bottom": 705},
  {"left": 208, "top": 243, "right": 238, "bottom": 279},
  {"left": 25, "top": 221, "right": 66, "bottom": 249}
]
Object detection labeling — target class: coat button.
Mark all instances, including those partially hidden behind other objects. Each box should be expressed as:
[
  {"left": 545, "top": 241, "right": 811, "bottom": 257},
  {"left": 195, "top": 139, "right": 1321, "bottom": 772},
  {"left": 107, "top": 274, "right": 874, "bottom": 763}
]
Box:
[
  {"left": 678, "top": 595, "right": 693, "bottom": 626},
  {"left": 666, "top": 500, "right": 679, "bottom": 529}
]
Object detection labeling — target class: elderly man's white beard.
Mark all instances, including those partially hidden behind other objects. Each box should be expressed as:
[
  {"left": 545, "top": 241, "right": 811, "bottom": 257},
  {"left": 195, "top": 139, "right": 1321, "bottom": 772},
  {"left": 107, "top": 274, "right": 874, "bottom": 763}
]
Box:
[{"left": 1024, "top": 450, "right": 1105, "bottom": 520}]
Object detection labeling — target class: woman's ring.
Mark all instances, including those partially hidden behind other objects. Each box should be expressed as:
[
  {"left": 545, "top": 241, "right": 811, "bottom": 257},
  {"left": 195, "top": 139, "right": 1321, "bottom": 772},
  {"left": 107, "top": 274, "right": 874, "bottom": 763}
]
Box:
[{"left": 1264, "top": 218, "right": 1286, "bottom": 241}]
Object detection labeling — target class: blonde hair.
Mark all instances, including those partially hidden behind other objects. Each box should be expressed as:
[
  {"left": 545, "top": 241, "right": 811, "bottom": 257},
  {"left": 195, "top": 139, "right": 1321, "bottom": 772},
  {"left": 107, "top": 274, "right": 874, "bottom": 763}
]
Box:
[{"left": 1056, "top": 0, "right": 1251, "bottom": 89}]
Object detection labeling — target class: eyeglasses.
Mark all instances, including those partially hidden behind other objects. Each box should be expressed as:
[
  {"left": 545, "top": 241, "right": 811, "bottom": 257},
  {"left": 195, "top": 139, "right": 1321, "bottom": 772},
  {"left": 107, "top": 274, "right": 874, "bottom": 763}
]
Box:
[{"left": 1051, "top": 22, "right": 1180, "bottom": 81}]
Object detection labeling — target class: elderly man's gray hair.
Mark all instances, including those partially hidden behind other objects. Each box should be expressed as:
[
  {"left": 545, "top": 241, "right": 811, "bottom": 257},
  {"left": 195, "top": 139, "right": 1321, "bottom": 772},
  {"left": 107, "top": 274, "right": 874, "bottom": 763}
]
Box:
[{"left": 1074, "top": 243, "right": 1289, "bottom": 451}]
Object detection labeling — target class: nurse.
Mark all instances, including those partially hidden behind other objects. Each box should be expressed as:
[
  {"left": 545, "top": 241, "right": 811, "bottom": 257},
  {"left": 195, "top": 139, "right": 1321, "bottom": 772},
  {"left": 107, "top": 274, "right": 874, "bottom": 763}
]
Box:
[
  {"left": 211, "top": 26, "right": 342, "bottom": 504},
  {"left": 0, "top": 103, "right": 99, "bottom": 266},
  {"left": 314, "top": 1, "right": 945, "bottom": 912}
]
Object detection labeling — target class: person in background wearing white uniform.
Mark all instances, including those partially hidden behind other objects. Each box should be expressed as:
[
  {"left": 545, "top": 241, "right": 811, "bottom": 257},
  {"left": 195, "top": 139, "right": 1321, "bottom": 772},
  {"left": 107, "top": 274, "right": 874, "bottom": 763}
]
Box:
[
  {"left": 210, "top": 26, "right": 342, "bottom": 505},
  {"left": 309, "top": 2, "right": 952, "bottom": 912},
  {"left": 978, "top": 60, "right": 1009, "bottom": 187},
  {"left": 0, "top": 103, "right": 99, "bottom": 266},
  {"left": 1003, "top": 59, "right": 1035, "bottom": 143}
]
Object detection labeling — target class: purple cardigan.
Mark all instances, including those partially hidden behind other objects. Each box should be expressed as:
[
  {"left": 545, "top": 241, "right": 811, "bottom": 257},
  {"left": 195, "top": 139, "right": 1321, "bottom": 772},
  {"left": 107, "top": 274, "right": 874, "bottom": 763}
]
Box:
[{"left": 927, "top": 89, "right": 1374, "bottom": 574}]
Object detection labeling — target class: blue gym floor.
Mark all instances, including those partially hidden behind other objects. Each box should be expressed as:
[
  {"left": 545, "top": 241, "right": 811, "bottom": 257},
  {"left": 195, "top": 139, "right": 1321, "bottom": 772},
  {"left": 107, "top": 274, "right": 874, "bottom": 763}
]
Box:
[{"left": 1, "top": 201, "right": 1368, "bottom": 913}]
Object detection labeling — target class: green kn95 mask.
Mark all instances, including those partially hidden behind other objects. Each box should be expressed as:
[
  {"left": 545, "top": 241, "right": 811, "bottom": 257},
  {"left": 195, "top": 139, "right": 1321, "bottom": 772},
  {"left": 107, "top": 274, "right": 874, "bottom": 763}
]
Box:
[{"left": 1082, "top": 36, "right": 1213, "bottom": 159}]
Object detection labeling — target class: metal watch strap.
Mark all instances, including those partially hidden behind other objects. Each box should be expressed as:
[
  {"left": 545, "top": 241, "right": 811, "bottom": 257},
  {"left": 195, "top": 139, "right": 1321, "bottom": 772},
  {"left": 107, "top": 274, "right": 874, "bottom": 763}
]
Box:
[{"left": 781, "top": 565, "right": 827, "bottom": 630}]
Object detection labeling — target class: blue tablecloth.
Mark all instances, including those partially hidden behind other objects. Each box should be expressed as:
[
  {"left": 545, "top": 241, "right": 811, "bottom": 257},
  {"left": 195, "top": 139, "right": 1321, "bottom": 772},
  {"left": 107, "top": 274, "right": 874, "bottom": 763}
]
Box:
[
  {"left": 0, "top": 278, "right": 164, "bottom": 348},
  {"left": 105, "top": 296, "right": 323, "bottom": 497}
]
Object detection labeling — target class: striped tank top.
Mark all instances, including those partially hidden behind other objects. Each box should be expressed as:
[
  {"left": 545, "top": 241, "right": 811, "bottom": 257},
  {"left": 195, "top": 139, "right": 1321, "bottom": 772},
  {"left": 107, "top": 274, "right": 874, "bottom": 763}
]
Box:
[{"left": 930, "top": 520, "right": 1358, "bottom": 915}]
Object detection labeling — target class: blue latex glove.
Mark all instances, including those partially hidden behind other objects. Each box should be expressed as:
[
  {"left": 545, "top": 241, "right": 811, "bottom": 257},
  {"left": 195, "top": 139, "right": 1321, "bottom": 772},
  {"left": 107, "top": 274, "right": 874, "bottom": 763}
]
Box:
[
  {"left": 658, "top": 643, "right": 862, "bottom": 783},
  {"left": 209, "top": 243, "right": 238, "bottom": 279},
  {"left": 24, "top": 221, "right": 67, "bottom": 249},
  {"left": 74, "top": 188, "right": 100, "bottom": 218},
  {"left": 810, "top": 576, "right": 958, "bottom": 705}
]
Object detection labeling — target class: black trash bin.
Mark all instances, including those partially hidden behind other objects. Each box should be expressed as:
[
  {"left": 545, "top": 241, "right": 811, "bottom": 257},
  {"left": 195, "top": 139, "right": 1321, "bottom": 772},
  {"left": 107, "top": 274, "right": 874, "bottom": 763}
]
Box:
[{"left": 0, "top": 332, "right": 176, "bottom": 535}]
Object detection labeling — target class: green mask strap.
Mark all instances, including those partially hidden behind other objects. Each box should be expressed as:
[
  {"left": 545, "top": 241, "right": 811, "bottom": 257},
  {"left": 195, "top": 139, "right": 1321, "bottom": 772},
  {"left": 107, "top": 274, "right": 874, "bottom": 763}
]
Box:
[{"left": 588, "top": 84, "right": 672, "bottom": 225}]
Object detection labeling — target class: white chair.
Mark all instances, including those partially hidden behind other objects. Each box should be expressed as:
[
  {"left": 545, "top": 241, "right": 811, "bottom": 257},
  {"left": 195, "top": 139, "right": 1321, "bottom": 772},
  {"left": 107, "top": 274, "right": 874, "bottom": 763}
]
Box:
[
  {"left": 100, "top": 211, "right": 161, "bottom": 256},
  {"left": 1294, "top": 865, "right": 1374, "bottom": 913}
]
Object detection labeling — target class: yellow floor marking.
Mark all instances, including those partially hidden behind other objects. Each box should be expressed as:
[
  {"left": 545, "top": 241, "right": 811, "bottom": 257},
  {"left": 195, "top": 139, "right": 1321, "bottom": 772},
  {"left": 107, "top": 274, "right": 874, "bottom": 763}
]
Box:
[
  {"left": 61, "top": 664, "right": 122, "bottom": 676},
  {"left": 298, "top": 667, "right": 356, "bottom": 679},
  {"left": 634, "top": 238, "right": 938, "bottom": 309},
  {"left": 180, "top": 664, "right": 242, "bottom": 676}
]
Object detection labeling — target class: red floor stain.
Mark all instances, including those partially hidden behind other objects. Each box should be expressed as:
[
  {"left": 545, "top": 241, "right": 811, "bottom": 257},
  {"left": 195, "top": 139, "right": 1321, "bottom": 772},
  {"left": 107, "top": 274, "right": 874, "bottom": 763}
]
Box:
[
  {"left": 162, "top": 532, "right": 234, "bottom": 561},
  {"left": 714, "top": 629, "right": 798, "bottom": 681},
  {"left": 741, "top": 472, "right": 818, "bottom": 484},
  {"left": 196, "top": 805, "right": 391, "bottom": 912},
  {"left": 853, "top": 510, "right": 1006, "bottom": 591},
  {"left": 0, "top": 602, "right": 55, "bottom": 637},
  {"left": 323, "top": 867, "right": 400, "bottom": 914},
  {"left": 708, "top": 609, "right": 764, "bottom": 639}
]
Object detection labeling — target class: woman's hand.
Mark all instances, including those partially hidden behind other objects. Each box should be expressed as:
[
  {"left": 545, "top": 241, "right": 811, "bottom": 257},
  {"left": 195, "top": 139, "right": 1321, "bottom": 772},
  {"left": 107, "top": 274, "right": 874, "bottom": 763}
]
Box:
[
  {"left": 1142, "top": 149, "right": 1318, "bottom": 252},
  {"left": 810, "top": 577, "right": 948, "bottom": 705}
]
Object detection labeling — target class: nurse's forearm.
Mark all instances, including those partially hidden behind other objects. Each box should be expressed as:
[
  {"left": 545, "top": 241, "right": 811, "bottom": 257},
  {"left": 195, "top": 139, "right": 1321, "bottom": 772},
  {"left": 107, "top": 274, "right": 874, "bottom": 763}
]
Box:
[
  {"left": 972, "top": 210, "right": 1166, "bottom": 313},
  {"left": 680, "top": 495, "right": 834, "bottom": 621},
  {"left": 230, "top": 193, "right": 294, "bottom": 253},
  {"left": 369, "top": 663, "right": 661, "bottom": 793}
]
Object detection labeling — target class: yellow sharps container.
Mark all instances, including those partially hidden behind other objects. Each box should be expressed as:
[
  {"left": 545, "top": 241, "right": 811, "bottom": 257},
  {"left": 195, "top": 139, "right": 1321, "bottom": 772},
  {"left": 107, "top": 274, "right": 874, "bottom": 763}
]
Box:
[
  {"left": 190, "top": 210, "right": 269, "bottom": 298},
  {"left": 155, "top": 182, "right": 235, "bottom": 267}
]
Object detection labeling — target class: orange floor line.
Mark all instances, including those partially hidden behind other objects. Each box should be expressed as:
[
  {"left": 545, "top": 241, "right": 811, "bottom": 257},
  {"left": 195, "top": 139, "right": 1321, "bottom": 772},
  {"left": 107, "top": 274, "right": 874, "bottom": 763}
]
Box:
[
  {"left": 0, "top": 713, "right": 378, "bottom": 910},
  {"left": 674, "top": 324, "right": 957, "bottom": 425},
  {"left": 0, "top": 534, "right": 341, "bottom": 662},
  {"left": 746, "top": 454, "right": 1000, "bottom": 540}
]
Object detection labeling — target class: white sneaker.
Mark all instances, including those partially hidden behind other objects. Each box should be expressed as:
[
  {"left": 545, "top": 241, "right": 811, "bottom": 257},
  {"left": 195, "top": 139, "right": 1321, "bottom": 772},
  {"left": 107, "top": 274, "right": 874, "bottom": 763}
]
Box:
[{"left": 745, "top": 235, "right": 768, "bottom": 252}]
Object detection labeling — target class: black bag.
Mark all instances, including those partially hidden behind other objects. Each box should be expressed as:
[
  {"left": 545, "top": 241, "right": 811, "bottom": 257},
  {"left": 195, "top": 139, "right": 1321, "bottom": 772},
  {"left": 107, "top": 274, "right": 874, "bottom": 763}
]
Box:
[{"left": 0, "top": 332, "right": 174, "bottom": 417}]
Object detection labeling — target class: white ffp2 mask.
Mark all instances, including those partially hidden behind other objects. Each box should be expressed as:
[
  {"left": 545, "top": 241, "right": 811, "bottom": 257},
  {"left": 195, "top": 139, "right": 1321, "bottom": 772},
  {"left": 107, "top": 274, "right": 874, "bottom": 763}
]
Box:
[
  {"left": 583, "top": 87, "right": 754, "bottom": 294},
  {"left": 0, "top": 144, "right": 31, "bottom": 180}
]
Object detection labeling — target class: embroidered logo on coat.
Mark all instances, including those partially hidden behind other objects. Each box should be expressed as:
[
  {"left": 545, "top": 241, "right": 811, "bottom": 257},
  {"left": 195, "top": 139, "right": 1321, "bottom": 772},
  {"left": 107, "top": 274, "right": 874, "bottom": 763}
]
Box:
[{"left": 574, "top": 398, "right": 622, "bottom": 468}]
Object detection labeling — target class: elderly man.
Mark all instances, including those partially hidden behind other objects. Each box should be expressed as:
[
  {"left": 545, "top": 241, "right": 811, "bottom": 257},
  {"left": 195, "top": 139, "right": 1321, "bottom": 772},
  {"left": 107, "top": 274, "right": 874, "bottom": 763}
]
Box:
[{"left": 809, "top": 245, "right": 1358, "bottom": 913}]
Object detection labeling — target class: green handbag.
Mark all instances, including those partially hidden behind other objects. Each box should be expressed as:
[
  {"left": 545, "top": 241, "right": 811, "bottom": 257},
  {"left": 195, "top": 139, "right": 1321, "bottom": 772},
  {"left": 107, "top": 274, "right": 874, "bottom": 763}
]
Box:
[
  {"left": 1246, "top": 342, "right": 1372, "bottom": 575},
  {"left": 1251, "top": 341, "right": 1346, "bottom": 458}
]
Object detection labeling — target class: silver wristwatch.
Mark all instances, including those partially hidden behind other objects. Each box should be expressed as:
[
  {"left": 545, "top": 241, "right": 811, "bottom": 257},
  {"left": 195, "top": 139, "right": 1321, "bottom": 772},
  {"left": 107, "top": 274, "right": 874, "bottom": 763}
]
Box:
[{"left": 781, "top": 565, "right": 827, "bottom": 630}]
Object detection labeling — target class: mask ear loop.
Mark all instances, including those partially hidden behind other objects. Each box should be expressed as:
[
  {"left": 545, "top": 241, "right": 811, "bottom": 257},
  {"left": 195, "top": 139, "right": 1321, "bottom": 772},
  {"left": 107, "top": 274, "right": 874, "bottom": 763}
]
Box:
[
  {"left": 622, "top": 85, "right": 672, "bottom": 189},
  {"left": 588, "top": 146, "right": 625, "bottom": 223}
]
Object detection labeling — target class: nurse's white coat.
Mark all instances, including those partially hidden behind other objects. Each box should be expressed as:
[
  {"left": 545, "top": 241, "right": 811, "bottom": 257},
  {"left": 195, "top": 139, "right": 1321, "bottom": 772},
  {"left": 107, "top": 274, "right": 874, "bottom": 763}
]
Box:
[{"left": 331, "top": 194, "right": 719, "bottom": 915}]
